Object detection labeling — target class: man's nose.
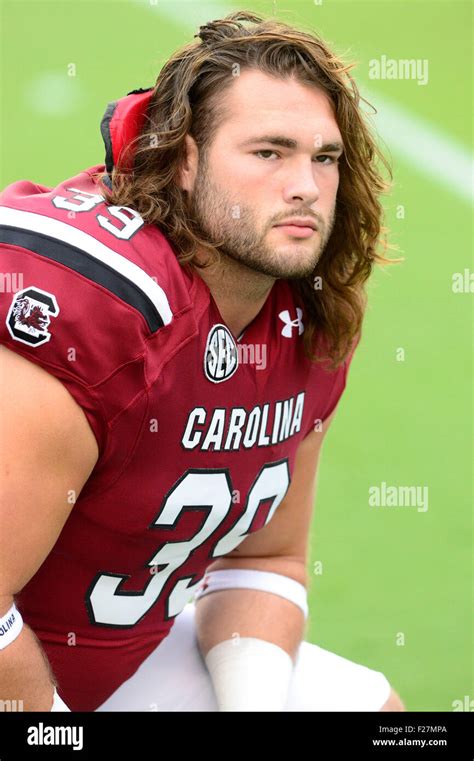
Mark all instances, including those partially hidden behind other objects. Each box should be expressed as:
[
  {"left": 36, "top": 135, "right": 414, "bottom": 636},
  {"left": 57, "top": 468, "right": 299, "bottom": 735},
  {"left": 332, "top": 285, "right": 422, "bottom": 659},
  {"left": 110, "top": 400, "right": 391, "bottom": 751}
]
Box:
[{"left": 281, "top": 159, "right": 320, "bottom": 205}]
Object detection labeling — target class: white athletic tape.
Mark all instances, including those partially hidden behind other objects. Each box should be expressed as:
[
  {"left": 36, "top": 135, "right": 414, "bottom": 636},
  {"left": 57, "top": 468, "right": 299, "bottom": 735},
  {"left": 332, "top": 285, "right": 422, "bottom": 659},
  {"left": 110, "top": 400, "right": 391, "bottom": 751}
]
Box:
[
  {"left": 205, "top": 637, "right": 294, "bottom": 711},
  {"left": 0, "top": 603, "right": 23, "bottom": 650}
]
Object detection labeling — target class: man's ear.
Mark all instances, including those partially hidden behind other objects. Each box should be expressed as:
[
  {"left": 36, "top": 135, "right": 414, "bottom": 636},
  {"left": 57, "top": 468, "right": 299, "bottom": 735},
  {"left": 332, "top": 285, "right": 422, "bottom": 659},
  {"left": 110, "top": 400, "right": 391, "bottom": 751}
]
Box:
[{"left": 177, "top": 134, "right": 199, "bottom": 192}]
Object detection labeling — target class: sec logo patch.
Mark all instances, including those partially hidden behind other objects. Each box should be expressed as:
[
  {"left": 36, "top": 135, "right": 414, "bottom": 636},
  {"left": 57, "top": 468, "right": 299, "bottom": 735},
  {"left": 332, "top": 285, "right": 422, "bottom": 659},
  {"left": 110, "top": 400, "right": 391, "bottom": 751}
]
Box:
[{"left": 204, "top": 323, "right": 238, "bottom": 383}]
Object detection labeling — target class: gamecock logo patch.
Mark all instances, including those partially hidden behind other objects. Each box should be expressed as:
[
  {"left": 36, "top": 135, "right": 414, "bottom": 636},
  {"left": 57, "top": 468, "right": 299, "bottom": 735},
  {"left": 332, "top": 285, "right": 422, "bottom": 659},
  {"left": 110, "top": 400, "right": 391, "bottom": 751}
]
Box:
[{"left": 6, "top": 286, "right": 60, "bottom": 347}]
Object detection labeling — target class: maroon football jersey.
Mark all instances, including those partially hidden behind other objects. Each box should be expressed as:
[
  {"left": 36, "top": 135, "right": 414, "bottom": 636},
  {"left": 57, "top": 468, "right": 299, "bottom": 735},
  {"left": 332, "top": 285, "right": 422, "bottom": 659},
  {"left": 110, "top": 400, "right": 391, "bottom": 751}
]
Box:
[{"left": 0, "top": 166, "right": 359, "bottom": 710}]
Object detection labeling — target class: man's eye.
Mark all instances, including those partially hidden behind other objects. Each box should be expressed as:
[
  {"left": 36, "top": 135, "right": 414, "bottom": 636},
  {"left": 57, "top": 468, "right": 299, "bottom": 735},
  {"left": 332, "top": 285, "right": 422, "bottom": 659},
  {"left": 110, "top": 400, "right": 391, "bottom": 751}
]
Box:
[
  {"left": 316, "top": 155, "right": 338, "bottom": 165},
  {"left": 254, "top": 150, "right": 280, "bottom": 160}
]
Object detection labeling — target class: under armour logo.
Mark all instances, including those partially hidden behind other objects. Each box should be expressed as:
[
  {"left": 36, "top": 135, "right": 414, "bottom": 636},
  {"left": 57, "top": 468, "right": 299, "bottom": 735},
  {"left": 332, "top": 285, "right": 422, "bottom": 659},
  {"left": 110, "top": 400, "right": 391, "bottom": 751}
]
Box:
[{"left": 279, "top": 308, "right": 304, "bottom": 338}]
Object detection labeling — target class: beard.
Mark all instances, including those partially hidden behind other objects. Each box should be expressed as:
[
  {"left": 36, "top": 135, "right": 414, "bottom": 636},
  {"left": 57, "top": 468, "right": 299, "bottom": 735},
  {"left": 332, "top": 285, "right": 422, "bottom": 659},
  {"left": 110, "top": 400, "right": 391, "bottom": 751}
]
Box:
[{"left": 187, "top": 155, "right": 336, "bottom": 280}]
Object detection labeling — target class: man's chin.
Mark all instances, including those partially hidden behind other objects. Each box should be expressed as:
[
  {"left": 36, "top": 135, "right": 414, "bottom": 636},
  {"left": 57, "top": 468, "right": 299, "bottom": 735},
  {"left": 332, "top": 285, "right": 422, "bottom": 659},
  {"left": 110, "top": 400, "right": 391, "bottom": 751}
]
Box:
[
  {"left": 265, "top": 252, "right": 321, "bottom": 280},
  {"left": 218, "top": 240, "right": 320, "bottom": 280},
  {"left": 245, "top": 259, "right": 317, "bottom": 280}
]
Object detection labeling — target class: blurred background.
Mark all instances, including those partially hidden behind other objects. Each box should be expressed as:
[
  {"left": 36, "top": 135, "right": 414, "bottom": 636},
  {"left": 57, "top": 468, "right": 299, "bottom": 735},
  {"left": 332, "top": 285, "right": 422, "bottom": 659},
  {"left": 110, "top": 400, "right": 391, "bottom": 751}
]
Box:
[{"left": 1, "top": 0, "right": 472, "bottom": 711}]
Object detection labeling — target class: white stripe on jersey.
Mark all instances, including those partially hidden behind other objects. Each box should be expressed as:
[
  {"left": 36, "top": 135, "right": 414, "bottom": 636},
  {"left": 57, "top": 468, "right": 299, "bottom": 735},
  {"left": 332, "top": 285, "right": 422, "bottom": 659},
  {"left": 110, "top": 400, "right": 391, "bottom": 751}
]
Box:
[{"left": 0, "top": 206, "right": 173, "bottom": 325}]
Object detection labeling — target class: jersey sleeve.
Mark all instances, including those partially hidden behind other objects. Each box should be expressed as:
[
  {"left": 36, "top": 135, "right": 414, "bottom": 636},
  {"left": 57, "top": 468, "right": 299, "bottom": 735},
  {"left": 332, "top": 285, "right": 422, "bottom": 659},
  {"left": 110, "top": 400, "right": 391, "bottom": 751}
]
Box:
[{"left": 0, "top": 241, "right": 149, "bottom": 457}]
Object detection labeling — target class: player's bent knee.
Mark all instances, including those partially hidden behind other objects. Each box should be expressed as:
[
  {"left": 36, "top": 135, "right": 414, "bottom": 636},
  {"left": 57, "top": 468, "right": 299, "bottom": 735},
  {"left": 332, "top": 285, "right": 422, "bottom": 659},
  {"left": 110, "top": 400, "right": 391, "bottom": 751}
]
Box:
[{"left": 380, "top": 688, "right": 406, "bottom": 712}]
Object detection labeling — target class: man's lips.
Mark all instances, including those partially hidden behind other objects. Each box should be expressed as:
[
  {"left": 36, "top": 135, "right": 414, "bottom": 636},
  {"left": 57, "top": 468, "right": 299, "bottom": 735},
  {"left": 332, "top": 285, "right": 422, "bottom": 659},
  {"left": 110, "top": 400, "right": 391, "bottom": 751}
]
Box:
[{"left": 273, "top": 222, "right": 318, "bottom": 239}]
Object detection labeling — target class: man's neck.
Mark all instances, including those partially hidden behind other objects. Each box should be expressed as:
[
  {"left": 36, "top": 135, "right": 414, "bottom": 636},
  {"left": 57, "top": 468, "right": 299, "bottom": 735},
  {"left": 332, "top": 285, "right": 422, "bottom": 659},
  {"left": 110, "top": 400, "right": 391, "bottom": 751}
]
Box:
[{"left": 196, "top": 254, "right": 275, "bottom": 339}]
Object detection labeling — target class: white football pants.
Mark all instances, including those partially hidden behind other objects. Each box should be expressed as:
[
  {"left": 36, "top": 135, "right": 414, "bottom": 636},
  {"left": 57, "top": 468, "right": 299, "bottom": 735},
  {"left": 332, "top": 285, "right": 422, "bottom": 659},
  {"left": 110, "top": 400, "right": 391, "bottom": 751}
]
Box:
[{"left": 95, "top": 601, "right": 391, "bottom": 712}]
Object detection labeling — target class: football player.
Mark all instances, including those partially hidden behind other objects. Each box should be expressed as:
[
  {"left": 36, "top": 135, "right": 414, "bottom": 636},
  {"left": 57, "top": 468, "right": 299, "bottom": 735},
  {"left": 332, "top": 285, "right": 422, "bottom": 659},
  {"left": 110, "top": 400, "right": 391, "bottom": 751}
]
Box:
[{"left": 0, "top": 11, "right": 404, "bottom": 711}]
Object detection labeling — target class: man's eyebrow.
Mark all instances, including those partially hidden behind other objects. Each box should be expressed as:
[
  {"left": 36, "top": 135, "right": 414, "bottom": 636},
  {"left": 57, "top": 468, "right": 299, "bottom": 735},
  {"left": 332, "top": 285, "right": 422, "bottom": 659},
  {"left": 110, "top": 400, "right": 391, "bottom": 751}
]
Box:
[{"left": 239, "top": 135, "right": 344, "bottom": 152}]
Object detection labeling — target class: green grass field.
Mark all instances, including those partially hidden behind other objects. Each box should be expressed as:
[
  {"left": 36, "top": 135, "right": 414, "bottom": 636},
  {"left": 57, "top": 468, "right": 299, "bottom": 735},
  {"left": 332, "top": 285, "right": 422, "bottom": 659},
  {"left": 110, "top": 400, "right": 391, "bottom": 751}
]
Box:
[{"left": 1, "top": 0, "right": 472, "bottom": 711}]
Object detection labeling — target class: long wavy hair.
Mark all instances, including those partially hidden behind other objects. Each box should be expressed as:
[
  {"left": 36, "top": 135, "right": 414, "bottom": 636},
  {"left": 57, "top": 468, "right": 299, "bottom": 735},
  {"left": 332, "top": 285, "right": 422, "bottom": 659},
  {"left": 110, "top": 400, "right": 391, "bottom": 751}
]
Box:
[{"left": 94, "top": 10, "right": 402, "bottom": 370}]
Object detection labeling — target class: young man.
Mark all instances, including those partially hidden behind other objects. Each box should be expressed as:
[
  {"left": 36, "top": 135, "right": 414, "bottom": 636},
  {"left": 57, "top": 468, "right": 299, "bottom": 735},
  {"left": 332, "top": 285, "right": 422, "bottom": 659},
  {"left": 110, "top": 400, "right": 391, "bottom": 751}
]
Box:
[{"left": 0, "top": 11, "right": 404, "bottom": 711}]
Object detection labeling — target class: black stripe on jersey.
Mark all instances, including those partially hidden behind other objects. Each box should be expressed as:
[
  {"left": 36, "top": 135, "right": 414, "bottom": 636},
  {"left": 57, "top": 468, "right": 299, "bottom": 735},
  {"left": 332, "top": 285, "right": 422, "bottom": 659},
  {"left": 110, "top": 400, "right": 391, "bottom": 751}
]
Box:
[{"left": 0, "top": 226, "right": 164, "bottom": 332}]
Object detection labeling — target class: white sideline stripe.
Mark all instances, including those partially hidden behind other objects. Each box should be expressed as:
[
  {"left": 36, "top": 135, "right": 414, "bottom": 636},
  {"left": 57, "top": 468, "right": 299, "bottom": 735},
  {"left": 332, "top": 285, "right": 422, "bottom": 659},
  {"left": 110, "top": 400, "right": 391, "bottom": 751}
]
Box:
[
  {"left": 0, "top": 207, "right": 173, "bottom": 325},
  {"left": 141, "top": 0, "right": 473, "bottom": 204},
  {"left": 361, "top": 88, "right": 473, "bottom": 205}
]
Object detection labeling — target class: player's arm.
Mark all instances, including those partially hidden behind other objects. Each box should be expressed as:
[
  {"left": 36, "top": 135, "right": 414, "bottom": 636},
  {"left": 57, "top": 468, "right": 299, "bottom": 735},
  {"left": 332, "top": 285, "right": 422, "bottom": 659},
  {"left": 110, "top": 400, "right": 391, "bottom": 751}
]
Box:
[
  {"left": 0, "top": 345, "right": 99, "bottom": 711},
  {"left": 194, "top": 407, "right": 338, "bottom": 711}
]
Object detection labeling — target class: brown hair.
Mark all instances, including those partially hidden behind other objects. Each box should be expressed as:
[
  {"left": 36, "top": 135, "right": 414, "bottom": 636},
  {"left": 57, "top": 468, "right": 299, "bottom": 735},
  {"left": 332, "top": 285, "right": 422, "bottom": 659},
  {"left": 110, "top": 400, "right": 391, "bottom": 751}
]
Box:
[{"left": 94, "top": 10, "right": 402, "bottom": 370}]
